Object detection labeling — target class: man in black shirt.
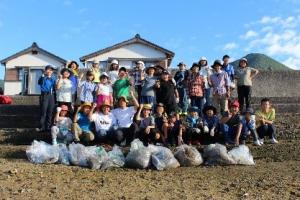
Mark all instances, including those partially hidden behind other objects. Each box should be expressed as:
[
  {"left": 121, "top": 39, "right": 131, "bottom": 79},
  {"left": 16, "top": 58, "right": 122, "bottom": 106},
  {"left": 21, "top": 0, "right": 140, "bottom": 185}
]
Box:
[{"left": 155, "top": 70, "right": 179, "bottom": 115}]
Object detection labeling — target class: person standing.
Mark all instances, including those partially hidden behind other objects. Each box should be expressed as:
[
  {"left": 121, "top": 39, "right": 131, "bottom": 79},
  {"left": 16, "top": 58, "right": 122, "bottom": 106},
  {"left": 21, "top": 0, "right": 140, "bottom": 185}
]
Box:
[
  {"left": 37, "top": 65, "right": 57, "bottom": 132},
  {"left": 140, "top": 65, "right": 157, "bottom": 106},
  {"left": 90, "top": 60, "right": 101, "bottom": 84},
  {"left": 222, "top": 55, "right": 235, "bottom": 89},
  {"left": 209, "top": 60, "right": 231, "bottom": 115},
  {"left": 235, "top": 58, "right": 259, "bottom": 112},
  {"left": 188, "top": 63, "right": 205, "bottom": 116},
  {"left": 132, "top": 61, "right": 145, "bottom": 101},
  {"left": 199, "top": 57, "right": 212, "bottom": 107},
  {"left": 155, "top": 70, "right": 179, "bottom": 115},
  {"left": 108, "top": 59, "right": 119, "bottom": 84},
  {"left": 174, "top": 62, "right": 189, "bottom": 115},
  {"left": 67, "top": 61, "right": 79, "bottom": 104},
  {"left": 56, "top": 68, "right": 73, "bottom": 111}
]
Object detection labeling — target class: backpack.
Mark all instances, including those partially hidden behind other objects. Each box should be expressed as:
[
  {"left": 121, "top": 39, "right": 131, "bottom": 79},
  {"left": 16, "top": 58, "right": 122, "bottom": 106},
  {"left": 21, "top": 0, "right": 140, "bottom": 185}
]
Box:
[{"left": 0, "top": 95, "right": 12, "bottom": 104}]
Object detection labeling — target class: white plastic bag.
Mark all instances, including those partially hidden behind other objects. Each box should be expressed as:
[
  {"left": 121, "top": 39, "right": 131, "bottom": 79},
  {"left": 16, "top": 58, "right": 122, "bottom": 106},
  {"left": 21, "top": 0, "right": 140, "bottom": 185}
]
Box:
[
  {"left": 174, "top": 145, "right": 203, "bottom": 167},
  {"left": 69, "top": 143, "right": 89, "bottom": 167},
  {"left": 26, "top": 140, "right": 59, "bottom": 164},
  {"left": 87, "top": 146, "right": 108, "bottom": 169},
  {"left": 151, "top": 146, "right": 180, "bottom": 170},
  {"left": 57, "top": 144, "right": 71, "bottom": 165},
  {"left": 203, "top": 143, "right": 237, "bottom": 165},
  {"left": 101, "top": 145, "right": 125, "bottom": 169},
  {"left": 125, "top": 139, "right": 152, "bottom": 169},
  {"left": 228, "top": 145, "right": 255, "bottom": 165}
]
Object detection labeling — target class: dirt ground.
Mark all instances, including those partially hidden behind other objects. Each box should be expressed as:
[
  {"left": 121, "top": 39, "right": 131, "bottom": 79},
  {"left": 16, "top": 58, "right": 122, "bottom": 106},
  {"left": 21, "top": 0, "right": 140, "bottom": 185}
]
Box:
[{"left": 0, "top": 114, "right": 299, "bottom": 200}]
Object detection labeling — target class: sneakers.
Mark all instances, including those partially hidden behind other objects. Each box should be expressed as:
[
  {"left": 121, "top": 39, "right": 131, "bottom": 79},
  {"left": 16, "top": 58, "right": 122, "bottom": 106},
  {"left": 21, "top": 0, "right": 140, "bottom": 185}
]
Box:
[
  {"left": 253, "top": 140, "right": 262, "bottom": 146},
  {"left": 259, "top": 138, "right": 264, "bottom": 145},
  {"left": 270, "top": 138, "right": 278, "bottom": 144}
]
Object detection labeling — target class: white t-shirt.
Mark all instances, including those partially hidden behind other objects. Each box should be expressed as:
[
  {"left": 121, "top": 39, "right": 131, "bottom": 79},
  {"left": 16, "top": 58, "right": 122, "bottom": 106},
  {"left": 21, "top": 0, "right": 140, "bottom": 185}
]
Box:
[
  {"left": 92, "top": 112, "right": 116, "bottom": 131},
  {"left": 97, "top": 83, "right": 112, "bottom": 96},
  {"left": 57, "top": 79, "right": 72, "bottom": 102},
  {"left": 199, "top": 66, "right": 212, "bottom": 89},
  {"left": 108, "top": 71, "right": 119, "bottom": 84},
  {"left": 111, "top": 106, "right": 136, "bottom": 128}
]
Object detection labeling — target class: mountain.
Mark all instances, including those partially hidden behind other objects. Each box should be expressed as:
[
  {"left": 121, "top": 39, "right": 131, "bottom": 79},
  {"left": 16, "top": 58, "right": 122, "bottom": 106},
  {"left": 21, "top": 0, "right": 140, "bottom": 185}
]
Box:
[{"left": 230, "top": 53, "right": 293, "bottom": 71}]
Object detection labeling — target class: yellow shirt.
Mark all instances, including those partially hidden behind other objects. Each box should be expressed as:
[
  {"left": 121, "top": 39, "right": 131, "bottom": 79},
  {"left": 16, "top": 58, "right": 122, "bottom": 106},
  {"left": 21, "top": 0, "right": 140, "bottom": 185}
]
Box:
[
  {"left": 255, "top": 108, "right": 275, "bottom": 127},
  {"left": 91, "top": 68, "right": 101, "bottom": 83}
]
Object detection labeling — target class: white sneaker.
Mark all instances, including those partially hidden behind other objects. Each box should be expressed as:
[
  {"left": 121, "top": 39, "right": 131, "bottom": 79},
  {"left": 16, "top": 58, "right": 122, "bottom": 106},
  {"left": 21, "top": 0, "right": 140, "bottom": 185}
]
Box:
[
  {"left": 254, "top": 140, "right": 261, "bottom": 146},
  {"left": 259, "top": 139, "right": 264, "bottom": 145},
  {"left": 270, "top": 138, "right": 278, "bottom": 144}
]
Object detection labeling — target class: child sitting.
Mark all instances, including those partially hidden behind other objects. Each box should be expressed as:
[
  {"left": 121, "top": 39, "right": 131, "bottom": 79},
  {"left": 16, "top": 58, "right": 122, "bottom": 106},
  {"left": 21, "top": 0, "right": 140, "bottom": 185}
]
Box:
[
  {"left": 255, "top": 98, "right": 278, "bottom": 144},
  {"left": 163, "top": 112, "right": 182, "bottom": 146},
  {"left": 133, "top": 104, "right": 161, "bottom": 146},
  {"left": 220, "top": 100, "right": 242, "bottom": 146},
  {"left": 72, "top": 102, "right": 95, "bottom": 143},
  {"left": 202, "top": 105, "right": 219, "bottom": 144},
  {"left": 78, "top": 71, "right": 97, "bottom": 103},
  {"left": 240, "top": 108, "right": 261, "bottom": 146},
  {"left": 51, "top": 105, "right": 74, "bottom": 145},
  {"left": 96, "top": 72, "right": 113, "bottom": 106},
  {"left": 184, "top": 107, "right": 203, "bottom": 145}
]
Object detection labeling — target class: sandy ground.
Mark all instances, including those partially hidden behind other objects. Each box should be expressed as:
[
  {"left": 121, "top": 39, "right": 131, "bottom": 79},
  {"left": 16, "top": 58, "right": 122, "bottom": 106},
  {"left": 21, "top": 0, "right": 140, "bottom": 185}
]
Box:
[{"left": 0, "top": 114, "right": 299, "bottom": 200}]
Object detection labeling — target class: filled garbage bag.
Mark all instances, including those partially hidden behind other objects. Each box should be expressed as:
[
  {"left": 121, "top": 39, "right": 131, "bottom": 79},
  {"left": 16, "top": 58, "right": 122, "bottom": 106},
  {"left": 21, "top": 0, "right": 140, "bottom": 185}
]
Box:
[
  {"left": 101, "top": 145, "right": 125, "bottom": 169},
  {"left": 26, "top": 140, "right": 59, "bottom": 164},
  {"left": 125, "top": 139, "right": 152, "bottom": 169},
  {"left": 151, "top": 146, "right": 180, "bottom": 170},
  {"left": 203, "top": 143, "right": 236, "bottom": 165},
  {"left": 228, "top": 145, "right": 255, "bottom": 165},
  {"left": 174, "top": 145, "right": 203, "bottom": 167},
  {"left": 57, "top": 143, "right": 71, "bottom": 165},
  {"left": 69, "top": 143, "right": 108, "bottom": 169}
]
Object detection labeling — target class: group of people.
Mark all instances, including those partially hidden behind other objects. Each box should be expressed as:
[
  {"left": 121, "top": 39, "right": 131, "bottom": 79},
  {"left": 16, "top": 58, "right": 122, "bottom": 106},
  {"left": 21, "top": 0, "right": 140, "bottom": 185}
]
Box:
[{"left": 37, "top": 55, "right": 278, "bottom": 147}]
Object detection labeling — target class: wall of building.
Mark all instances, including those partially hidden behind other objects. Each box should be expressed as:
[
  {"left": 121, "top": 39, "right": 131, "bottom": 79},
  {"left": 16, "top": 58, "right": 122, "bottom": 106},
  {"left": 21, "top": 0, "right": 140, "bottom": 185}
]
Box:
[{"left": 4, "top": 81, "right": 22, "bottom": 95}]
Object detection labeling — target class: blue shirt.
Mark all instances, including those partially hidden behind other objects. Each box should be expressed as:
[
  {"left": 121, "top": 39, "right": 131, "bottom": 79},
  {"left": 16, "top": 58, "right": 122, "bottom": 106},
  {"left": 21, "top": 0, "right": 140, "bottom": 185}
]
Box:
[
  {"left": 222, "top": 64, "right": 235, "bottom": 81},
  {"left": 38, "top": 75, "right": 57, "bottom": 93},
  {"left": 241, "top": 117, "right": 255, "bottom": 133},
  {"left": 186, "top": 116, "right": 201, "bottom": 128},
  {"left": 69, "top": 74, "right": 78, "bottom": 94},
  {"left": 203, "top": 115, "right": 219, "bottom": 129},
  {"left": 79, "top": 81, "right": 96, "bottom": 103},
  {"left": 77, "top": 112, "right": 91, "bottom": 132}
]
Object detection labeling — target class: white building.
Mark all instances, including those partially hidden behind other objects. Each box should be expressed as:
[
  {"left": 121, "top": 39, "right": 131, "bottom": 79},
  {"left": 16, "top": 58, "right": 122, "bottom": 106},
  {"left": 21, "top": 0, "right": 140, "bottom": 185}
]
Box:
[
  {"left": 1, "top": 42, "right": 66, "bottom": 95},
  {"left": 80, "top": 34, "right": 175, "bottom": 70}
]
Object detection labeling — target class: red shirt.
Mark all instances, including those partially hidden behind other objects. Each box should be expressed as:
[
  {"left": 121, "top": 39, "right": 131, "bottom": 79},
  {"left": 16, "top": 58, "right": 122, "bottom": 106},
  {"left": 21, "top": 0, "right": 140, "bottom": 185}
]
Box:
[{"left": 188, "top": 73, "right": 205, "bottom": 97}]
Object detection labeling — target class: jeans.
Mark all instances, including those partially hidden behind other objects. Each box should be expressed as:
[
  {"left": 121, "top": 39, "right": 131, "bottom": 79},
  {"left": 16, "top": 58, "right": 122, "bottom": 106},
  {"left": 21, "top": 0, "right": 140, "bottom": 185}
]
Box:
[
  {"left": 95, "top": 128, "right": 115, "bottom": 143},
  {"left": 113, "top": 125, "right": 135, "bottom": 145},
  {"left": 135, "top": 85, "right": 142, "bottom": 103},
  {"left": 177, "top": 87, "right": 188, "bottom": 113},
  {"left": 51, "top": 126, "right": 74, "bottom": 144},
  {"left": 257, "top": 124, "right": 276, "bottom": 139},
  {"left": 237, "top": 85, "right": 252, "bottom": 112},
  {"left": 40, "top": 93, "right": 55, "bottom": 130},
  {"left": 240, "top": 127, "right": 259, "bottom": 141},
  {"left": 190, "top": 96, "right": 204, "bottom": 117},
  {"left": 213, "top": 94, "right": 228, "bottom": 115},
  {"left": 204, "top": 88, "right": 211, "bottom": 107}
]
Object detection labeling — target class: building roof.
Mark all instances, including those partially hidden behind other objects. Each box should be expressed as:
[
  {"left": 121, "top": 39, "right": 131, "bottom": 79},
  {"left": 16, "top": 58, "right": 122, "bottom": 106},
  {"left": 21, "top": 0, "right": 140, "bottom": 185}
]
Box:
[
  {"left": 0, "top": 42, "right": 67, "bottom": 65},
  {"left": 79, "top": 34, "right": 175, "bottom": 65}
]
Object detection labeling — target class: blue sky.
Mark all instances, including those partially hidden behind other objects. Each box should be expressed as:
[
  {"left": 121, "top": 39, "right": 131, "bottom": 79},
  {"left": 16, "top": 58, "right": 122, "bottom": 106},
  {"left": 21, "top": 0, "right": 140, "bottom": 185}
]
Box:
[{"left": 1, "top": 0, "right": 300, "bottom": 79}]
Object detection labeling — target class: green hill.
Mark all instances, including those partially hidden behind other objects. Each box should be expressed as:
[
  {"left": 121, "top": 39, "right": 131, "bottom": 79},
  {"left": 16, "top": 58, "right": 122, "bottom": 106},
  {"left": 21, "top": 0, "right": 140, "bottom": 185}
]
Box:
[{"left": 231, "top": 53, "right": 293, "bottom": 71}]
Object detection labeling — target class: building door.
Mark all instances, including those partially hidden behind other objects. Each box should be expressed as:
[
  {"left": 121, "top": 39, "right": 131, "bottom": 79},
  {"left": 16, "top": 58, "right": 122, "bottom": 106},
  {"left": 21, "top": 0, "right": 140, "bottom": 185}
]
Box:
[{"left": 28, "top": 69, "right": 43, "bottom": 95}]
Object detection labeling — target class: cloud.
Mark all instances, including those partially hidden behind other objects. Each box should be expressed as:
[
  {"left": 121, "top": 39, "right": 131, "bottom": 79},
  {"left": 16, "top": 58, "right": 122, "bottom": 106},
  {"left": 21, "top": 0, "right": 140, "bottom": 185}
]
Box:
[
  {"left": 230, "top": 15, "right": 300, "bottom": 70},
  {"left": 241, "top": 30, "right": 258, "bottom": 40},
  {"left": 223, "top": 42, "right": 238, "bottom": 50},
  {"left": 63, "top": 0, "right": 72, "bottom": 6}
]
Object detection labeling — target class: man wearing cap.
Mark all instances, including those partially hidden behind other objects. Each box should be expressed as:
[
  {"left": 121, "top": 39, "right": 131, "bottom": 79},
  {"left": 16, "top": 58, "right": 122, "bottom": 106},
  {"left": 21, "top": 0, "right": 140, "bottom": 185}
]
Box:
[
  {"left": 222, "top": 55, "right": 235, "bottom": 87},
  {"left": 90, "top": 60, "right": 101, "bottom": 84},
  {"left": 209, "top": 60, "right": 231, "bottom": 115},
  {"left": 174, "top": 62, "right": 189, "bottom": 115},
  {"left": 199, "top": 57, "right": 213, "bottom": 107},
  {"left": 155, "top": 70, "right": 179, "bottom": 115},
  {"left": 111, "top": 90, "right": 139, "bottom": 145},
  {"left": 108, "top": 59, "right": 119, "bottom": 84},
  {"left": 131, "top": 61, "right": 145, "bottom": 101},
  {"left": 220, "top": 100, "right": 243, "bottom": 146},
  {"left": 235, "top": 58, "right": 259, "bottom": 112},
  {"left": 37, "top": 65, "right": 57, "bottom": 132}
]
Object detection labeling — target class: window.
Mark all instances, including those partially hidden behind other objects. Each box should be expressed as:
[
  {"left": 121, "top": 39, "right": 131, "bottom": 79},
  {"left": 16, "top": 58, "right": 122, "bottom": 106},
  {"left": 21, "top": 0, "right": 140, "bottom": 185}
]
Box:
[{"left": 99, "top": 61, "right": 107, "bottom": 71}]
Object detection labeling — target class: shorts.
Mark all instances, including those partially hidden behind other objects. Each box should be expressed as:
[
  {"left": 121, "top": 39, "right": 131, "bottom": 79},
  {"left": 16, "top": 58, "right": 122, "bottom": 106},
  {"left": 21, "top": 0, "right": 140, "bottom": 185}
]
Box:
[
  {"left": 97, "top": 95, "right": 113, "bottom": 106},
  {"left": 140, "top": 96, "right": 154, "bottom": 104}
]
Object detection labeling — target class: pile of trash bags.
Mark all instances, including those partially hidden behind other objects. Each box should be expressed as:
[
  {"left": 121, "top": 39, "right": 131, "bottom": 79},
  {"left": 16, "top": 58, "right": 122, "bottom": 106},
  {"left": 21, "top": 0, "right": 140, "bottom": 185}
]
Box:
[{"left": 26, "top": 140, "right": 255, "bottom": 171}]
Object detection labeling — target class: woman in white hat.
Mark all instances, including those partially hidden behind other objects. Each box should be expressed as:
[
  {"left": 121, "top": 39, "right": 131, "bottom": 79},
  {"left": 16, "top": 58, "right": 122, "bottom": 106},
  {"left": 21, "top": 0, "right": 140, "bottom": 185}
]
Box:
[{"left": 107, "top": 59, "right": 119, "bottom": 84}]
